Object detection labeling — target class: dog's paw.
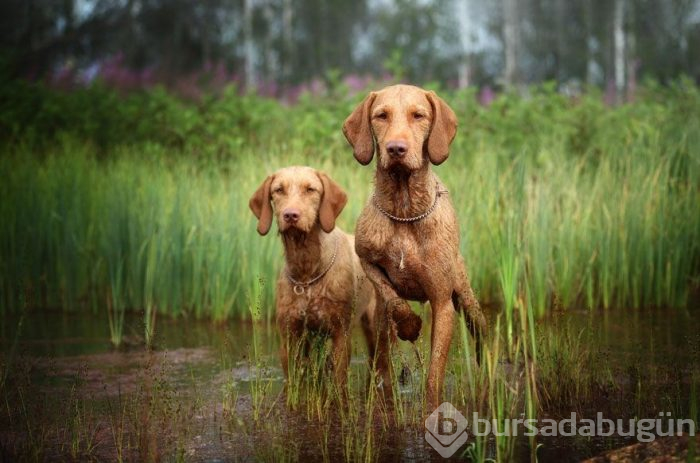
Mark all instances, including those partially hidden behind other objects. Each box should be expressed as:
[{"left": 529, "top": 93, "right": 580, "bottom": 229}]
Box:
[{"left": 388, "top": 298, "right": 422, "bottom": 342}]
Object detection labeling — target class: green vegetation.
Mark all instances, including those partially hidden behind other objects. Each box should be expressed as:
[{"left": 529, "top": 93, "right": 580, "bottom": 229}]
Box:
[
  {"left": 4, "top": 304, "right": 697, "bottom": 461},
  {"left": 1, "top": 79, "right": 699, "bottom": 348}
]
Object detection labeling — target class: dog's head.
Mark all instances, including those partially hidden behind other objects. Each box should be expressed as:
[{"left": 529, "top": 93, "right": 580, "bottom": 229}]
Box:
[
  {"left": 249, "top": 166, "right": 348, "bottom": 236},
  {"left": 342, "top": 84, "right": 458, "bottom": 173}
]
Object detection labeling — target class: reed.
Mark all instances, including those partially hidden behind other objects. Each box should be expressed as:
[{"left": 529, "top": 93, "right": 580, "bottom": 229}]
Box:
[{"left": 1, "top": 83, "right": 698, "bottom": 348}]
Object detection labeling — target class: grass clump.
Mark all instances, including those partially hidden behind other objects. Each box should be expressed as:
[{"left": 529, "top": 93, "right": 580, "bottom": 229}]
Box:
[{"left": 0, "top": 80, "right": 699, "bottom": 348}]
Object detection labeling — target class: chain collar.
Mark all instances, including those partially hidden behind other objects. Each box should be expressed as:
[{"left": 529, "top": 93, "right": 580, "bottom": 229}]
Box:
[
  {"left": 285, "top": 236, "right": 339, "bottom": 295},
  {"left": 372, "top": 185, "right": 447, "bottom": 223}
]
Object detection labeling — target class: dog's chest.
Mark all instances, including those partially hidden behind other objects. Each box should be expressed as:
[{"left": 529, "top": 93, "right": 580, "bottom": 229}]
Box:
[
  {"left": 279, "top": 279, "right": 352, "bottom": 332},
  {"left": 290, "top": 296, "right": 332, "bottom": 331},
  {"left": 375, "top": 232, "right": 429, "bottom": 301}
]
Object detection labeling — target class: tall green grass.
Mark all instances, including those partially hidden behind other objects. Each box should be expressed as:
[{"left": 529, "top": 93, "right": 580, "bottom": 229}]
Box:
[{"left": 1, "top": 81, "right": 698, "bottom": 344}]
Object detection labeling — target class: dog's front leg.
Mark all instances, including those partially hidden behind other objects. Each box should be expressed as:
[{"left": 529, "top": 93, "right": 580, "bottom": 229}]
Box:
[
  {"left": 331, "top": 331, "right": 351, "bottom": 402},
  {"left": 277, "top": 314, "right": 303, "bottom": 382},
  {"left": 358, "top": 260, "right": 400, "bottom": 401},
  {"left": 426, "top": 298, "right": 456, "bottom": 412},
  {"left": 279, "top": 343, "right": 290, "bottom": 380},
  {"left": 277, "top": 317, "right": 291, "bottom": 381},
  {"left": 359, "top": 260, "right": 422, "bottom": 342}
]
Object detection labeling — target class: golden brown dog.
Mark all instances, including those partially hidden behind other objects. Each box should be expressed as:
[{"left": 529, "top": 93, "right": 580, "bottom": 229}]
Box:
[
  {"left": 343, "top": 85, "right": 487, "bottom": 410},
  {"left": 249, "top": 166, "right": 378, "bottom": 391}
]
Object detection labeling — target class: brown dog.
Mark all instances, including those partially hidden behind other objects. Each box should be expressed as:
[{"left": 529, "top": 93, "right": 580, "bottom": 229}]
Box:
[
  {"left": 343, "top": 85, "right": 487, "bottom": 410},
  {"left": 249, "top": 166, "right": 378, "bottom": 392}
]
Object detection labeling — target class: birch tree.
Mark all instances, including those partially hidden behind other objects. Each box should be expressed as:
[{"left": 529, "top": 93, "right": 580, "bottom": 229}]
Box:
[
  {"left": 503, "top": 0, "right": 520, "bottom": 88},
  {"left": 613, "top": 0, "right": 625, "bottom": 101},
  {"left": 457, "top": 0, "right": 472, "bottom": 88},
  {"left": 243, "top": 0, "right": 256, "bottom": 90}
]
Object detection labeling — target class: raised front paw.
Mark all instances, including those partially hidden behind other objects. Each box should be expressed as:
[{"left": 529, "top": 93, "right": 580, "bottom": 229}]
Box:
[{"left": 387, "top": 298, "right": 422, "bottom": 342}]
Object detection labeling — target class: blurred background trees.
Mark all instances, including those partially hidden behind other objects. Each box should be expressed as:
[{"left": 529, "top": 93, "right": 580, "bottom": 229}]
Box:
[{"left": 1, "top": 0, "right": 699, "bottom": 96}]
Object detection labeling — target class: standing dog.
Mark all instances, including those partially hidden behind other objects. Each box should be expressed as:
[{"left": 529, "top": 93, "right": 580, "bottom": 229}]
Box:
[
  {"left": 343, "top": 85, "right": 487, "bottom": 410},
  {"left": 249, "top": 166, "right": 377, "bottom": 392}
]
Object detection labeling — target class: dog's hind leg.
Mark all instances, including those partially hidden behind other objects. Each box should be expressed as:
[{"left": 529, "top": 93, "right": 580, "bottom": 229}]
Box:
[{"left": 452, "top": 260, "right": 487, "bottom": 363}]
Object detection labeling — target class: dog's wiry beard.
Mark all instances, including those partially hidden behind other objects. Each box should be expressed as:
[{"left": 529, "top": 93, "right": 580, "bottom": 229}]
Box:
[
  {"left": 375, "top": 152, "right": 434, "bottom": 217},
  {"left": 379, "top": 147, "right": 428, "bottom": 177},
  {"left": 280, "top": 227, "right": 309, "bottom": 246},
  {"left": 387, "top": 163, "right": 414, "bottom": 181},
  {"left": 383, "top": 154, "right": 429, "bottom": 184}
]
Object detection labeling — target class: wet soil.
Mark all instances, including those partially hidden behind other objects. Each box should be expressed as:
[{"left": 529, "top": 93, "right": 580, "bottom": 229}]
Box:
[{"left": 1, "top": 307, "right": 698, "bottom": 462}]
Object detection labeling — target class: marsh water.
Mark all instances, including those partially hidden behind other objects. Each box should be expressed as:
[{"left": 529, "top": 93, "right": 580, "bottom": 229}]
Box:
[{"left": 1, "top": 306, "right": 698, "bottom": 462}]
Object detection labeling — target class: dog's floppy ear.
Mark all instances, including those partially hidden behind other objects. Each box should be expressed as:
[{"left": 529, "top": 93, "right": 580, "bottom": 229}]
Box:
[
  {"left": 317, "top": 172, "right": 348, "bottom": 233},
  {"left": 425, "top": 91, "right": 458, "bottom": 165},
  {"left": 249, "top": 175, "right": 274, "bottom": 235},
  {"left": 343, "top": 92, "right": 377, "bottom": 165}
]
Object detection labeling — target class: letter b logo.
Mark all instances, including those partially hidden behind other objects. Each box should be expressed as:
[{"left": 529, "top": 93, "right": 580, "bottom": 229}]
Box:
[{"left": 425, "top": 403, "right": 468, "bottom": 458}]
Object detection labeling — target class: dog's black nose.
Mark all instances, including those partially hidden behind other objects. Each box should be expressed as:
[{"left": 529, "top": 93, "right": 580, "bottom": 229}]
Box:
[
  {"left": 283, "top": 209, "right": 300, "bottom": 223},
  {"left": 386, "top": 141, "right": 408, "bottom": 157}
]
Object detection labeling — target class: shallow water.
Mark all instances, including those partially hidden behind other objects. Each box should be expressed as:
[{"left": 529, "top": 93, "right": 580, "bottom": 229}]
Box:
[{"left": 1, "top": 306, "right": 698, "bottom": 462}]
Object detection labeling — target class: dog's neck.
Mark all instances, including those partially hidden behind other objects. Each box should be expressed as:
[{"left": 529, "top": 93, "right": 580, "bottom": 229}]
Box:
[
  {"left": 280, "top": 224, "right": 335, "bottom": 281},
  {"left": 374, "top": 163, "right": 438, "bottom": 218}
]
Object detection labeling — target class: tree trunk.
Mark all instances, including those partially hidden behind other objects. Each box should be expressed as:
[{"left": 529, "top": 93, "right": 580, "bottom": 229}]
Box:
[
  {"left": 555, "top": 0, "right": 566, "bottom": 82},
  {"left": 243, "top": 0, "right": 256, "bottom": 91},
  {"left": 263, "top": 3, "right": 276, "bottom": 88},
  {"left": 585, "top": 0, "right": 596, "bottom": 85},
  {"left": 613, "top": 0, "right": 625, "bottom": 102},
  {"left": 282, "top": 0, "right": 293, "bottom": 87},
  {"left": 503, "top": 0, "right": 520, "bottom": 89},
  {"left": 625, "top": 1, "right": 636, "bottom": 101},
  {"left": 457, "top": 0, "right": 472, "bottom": 88}
]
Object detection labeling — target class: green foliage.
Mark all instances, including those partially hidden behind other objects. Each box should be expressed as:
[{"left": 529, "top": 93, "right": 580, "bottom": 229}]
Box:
[
  {"left": 1, "top": 81, "right": 699, "bottom": 333},
  {"left": 0, "top": 80, "right": 292, "bottom": 156}
]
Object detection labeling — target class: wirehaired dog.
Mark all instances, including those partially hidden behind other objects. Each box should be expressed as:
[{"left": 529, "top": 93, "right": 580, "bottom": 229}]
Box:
[
  {"left": 343, "top": 85, "right": 487, "bottom": 409},
  {"left": 249, "top": 166, "right": 378, "bottom": 391}
]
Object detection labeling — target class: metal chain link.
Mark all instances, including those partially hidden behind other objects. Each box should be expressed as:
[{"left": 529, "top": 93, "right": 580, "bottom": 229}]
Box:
[
  {"left": 285, "top": 236, "right": 339, "bottom": 294},
  {"left": 372, "top": 185, "right": 447, "bottom": 223}
]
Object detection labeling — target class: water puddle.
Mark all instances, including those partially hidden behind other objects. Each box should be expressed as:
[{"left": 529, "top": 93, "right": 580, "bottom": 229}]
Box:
[{"left": 1, "top": 306, "right": 698, "bottom": 461}]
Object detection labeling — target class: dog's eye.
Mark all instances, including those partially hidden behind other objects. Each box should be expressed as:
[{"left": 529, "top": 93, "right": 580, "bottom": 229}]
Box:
[
  {"left": 374, "top": 112, "right": 388, "bottom": 120},
  {"left": 413, "top": 112, "right": 426, "bottom": 120},
  {"left": 273, "top": 187, "right": 284, "bottom": 194},
  {"left": 306, "top": 187, "right": 316, "bottom": 193}
]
